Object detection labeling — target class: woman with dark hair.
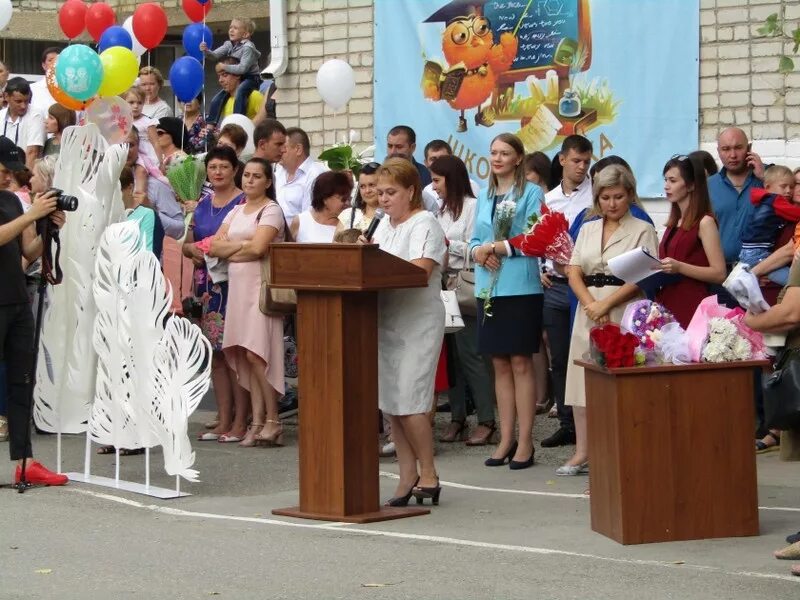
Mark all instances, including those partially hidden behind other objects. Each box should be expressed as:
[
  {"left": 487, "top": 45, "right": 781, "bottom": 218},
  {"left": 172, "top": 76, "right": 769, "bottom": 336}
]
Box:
[
  {"left": 44, "top": 104, "right": 76, "bottom": 157},
  {"left": 340, "top": 162, "right": 380, "bottom": 231},
  {"left": 182, "top": 145, "right": 248, "bottom": 444},
  {"left": 290, "top": 171, "right": 353, "bottom": 243},
  {"left": 211, "top": 158, "right": 287, "bottom": 448},
  {"left": 469, "top": 133, "right": 545, "bottom": 470},
  {"left": 156, "top": 117, "right": 188, "bottom": 170},
  {"left": 183, "top": 93, "right": 211, "bottom": 154},
  {"left": 431, "top": 155, "right": 496, "bottom": 445},
  {"left": 689, "top": 150, "right": 719, "bottom": 177},
  {"left": 656, "top": 155, "right": 726, "bottom": 328},
  {"left": 524, "top": 152, "right": 551, "bottom": 192}
]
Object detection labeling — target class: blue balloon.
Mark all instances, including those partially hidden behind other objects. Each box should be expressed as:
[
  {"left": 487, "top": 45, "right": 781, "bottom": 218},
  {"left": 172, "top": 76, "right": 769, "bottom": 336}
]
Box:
[
  {"left": 182, "top": 23, "right": 213, "bottom": 61},
  {"left": 98, "top": 26, "right": 133, "bottom": 53},
  {"left": 197, "top": 0, "right": 210, "bottom": 4},
  {"left": 169, "top": 56, "right": 204, "bottom": 103},
  {"left": 55, "top": 45, "right": 103, "bottom": 101}
]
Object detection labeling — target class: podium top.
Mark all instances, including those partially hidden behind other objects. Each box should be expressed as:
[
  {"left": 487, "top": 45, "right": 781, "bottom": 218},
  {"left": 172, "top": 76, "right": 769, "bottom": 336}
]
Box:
[
  {"left": 269, "top": 243, "right": 429, "bottom": 291},
  {"left": 575, "top": 359, "right": 770, "bottom": 376}
]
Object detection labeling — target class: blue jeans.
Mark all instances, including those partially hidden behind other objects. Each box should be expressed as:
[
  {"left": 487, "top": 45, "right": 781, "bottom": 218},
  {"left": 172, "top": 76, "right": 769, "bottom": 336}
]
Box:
[
  {"left": 739, "top": 246, "right": 790, "bottom": 286},
  {"left": 206, "top": 75, "right": 260, "bottom": 124}
]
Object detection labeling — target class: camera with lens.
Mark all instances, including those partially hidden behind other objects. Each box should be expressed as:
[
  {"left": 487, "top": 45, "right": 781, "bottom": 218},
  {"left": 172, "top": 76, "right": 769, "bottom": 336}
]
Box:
[{"left": 47, "top": 188, "right": 79, "bottom": 212}]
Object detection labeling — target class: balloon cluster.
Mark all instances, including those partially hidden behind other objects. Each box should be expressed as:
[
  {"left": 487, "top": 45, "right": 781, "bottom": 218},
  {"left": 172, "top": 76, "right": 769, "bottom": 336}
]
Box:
[{"left": 49, "top": 0, "right": 213, "bottom": 140}]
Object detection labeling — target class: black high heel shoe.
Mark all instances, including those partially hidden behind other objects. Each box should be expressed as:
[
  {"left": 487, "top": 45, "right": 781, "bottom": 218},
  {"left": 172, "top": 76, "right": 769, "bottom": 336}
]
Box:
[
  {"left": 484, "top": 440, "right": 518, "bottom": 467},
  {"left": 412, "top": 479, "right": 441, "bottom": 506},
  {"left": 509, "top": 450, "right": 535, "bottom": 470},
  {"left": 385, "top": 477, "right": 419, "bottom": 507}
]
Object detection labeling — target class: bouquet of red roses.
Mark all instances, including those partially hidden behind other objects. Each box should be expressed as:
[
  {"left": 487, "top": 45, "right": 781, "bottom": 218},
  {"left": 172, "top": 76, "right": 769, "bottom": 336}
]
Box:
[
  {"left": 589, "top": 324, "right": 640, "bottom": 368},
  {"left": 508, "top": 204, "right": 574, "bottom": 264}
]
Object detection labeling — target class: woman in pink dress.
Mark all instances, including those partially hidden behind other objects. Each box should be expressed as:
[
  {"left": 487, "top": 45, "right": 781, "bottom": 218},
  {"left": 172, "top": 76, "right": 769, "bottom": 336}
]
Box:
[{"left": 210, "top": 158, "right": 286, "bottom": 447}]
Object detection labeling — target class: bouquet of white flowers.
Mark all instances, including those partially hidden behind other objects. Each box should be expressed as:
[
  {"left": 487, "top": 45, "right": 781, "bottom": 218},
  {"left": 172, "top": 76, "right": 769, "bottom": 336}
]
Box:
[
  {"left": 701, "top": 317, "right": 753, "bottom": 363},
  {"left": 479, "top": 197, "right": 517, "bottom": 319}
]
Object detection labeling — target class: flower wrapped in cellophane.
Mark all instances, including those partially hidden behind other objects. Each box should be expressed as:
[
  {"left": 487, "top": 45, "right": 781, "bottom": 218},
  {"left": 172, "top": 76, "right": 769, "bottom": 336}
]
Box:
[
  {"left": 166, "top": 154, "right": 206, "bottom": 206},
  {"left": 508, "top": 204, "right": 574, "bottom": 263},
  {"left": 620, "top": 300, "right": 675, "bottom": 351}
]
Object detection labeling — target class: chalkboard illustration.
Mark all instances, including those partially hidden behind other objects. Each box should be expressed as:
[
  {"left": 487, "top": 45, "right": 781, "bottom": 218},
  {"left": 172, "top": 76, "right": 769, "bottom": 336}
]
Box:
[{"left": 420, "top": 0, "right": 619, "bottom": 150}]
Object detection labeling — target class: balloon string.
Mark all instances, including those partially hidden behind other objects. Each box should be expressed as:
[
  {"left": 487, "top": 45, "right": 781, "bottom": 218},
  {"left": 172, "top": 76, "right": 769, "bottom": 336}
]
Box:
[{"left": 202, "top": 10, "right": 208, "bottom": 152}]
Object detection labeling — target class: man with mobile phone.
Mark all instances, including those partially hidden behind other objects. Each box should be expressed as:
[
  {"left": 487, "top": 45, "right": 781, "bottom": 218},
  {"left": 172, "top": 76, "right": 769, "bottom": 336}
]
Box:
[{"left": 707, "top": 127, "right": 765, "bottom": 268}]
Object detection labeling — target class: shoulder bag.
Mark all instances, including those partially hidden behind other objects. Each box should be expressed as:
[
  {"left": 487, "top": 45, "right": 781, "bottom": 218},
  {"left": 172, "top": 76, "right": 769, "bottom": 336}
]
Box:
[
  {"left": 763, "top": 347, "right": 800, "bottom": 430},
  {"left": 257, "top": 202, "right": 297, "bottom": 317},
  {"left": 447, "top": 249, "right": 476, "bottom": 317}
]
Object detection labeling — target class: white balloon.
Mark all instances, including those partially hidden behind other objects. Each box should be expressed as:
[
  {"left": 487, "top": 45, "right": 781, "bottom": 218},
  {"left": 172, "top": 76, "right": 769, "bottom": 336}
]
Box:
[
  {"left": 316, "top": 59, "right": 355, "bottom": 112},
  {"left": 123, "top": 16, "right": 147, "bottom": 58},
  {"left": 0, "top": 0, "right": 13, "bottom": 31},
  {"left": 219, "top": 113, "right": 255, "bottom": 160}
]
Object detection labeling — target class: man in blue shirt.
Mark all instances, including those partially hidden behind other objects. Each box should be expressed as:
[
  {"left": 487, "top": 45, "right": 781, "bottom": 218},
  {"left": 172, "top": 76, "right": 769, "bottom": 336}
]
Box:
[
  {"left": 386, "top": 125, "right": 431, "bottom": 187},
  {"left": 707, "top": 127, "right": 765, "bottom": 265}
]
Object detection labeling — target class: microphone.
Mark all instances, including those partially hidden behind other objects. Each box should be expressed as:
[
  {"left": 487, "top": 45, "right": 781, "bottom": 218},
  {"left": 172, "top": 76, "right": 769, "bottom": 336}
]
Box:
[{"left": 364, "top": 208, "right": 385, "bottom": 241}]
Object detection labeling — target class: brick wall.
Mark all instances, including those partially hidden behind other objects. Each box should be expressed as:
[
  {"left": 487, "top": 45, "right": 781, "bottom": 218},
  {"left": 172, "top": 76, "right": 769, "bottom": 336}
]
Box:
[{"left": 275, "top": 0, "right": 374, "bottom": 157}]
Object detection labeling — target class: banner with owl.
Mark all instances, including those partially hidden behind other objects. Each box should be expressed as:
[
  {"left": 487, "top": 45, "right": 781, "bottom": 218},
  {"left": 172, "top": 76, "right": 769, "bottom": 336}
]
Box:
[{"left": 374, "top": 0, "right": 699, "bottom": 197}]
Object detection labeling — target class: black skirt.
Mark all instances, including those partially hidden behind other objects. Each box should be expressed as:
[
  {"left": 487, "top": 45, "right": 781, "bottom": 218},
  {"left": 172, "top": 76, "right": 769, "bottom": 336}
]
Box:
[{"left": 476, "top": 294, "right": 544, "bottom": 355}]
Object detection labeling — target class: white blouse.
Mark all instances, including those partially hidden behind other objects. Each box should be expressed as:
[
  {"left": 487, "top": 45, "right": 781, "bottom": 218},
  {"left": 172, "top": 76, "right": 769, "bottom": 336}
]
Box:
[{"left": 435, "top": 196, "right": 477, "bottom": 272}]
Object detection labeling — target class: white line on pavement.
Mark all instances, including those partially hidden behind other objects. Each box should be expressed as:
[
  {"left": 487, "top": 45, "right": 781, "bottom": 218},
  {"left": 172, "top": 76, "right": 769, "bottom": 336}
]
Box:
[{"left": 67, "top": 487, "right": 800, "bottom": 585}]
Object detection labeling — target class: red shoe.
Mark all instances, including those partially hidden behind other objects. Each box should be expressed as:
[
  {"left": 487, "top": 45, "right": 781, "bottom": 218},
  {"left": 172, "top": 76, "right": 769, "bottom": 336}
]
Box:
[{"left": 14, "top": 461, "right": 68, "bottom": 486}]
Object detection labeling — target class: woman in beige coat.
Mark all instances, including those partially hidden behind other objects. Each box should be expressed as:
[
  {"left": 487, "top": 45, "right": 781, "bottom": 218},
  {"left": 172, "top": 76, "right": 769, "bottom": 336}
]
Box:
[{"left": 560, "top": 165, "right": 659, "bottom": 476}]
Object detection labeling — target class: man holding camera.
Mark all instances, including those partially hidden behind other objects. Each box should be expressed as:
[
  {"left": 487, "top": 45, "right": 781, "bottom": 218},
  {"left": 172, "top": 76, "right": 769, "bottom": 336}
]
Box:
[{"left": 0, "top": 135, "right": 66, "bottom": 486}]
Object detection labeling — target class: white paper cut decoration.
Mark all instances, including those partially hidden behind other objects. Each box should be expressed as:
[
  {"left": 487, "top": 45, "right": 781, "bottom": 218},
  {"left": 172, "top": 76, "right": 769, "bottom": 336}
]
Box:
[
  {"left": 35, "top": 124, "right": 125, "bottom": 434},
  {"left": 89, "top": 221, "right": 142, "bottom": 448},
  {"left": 148, "top": 317, "right": 212, "bottom": 483}
]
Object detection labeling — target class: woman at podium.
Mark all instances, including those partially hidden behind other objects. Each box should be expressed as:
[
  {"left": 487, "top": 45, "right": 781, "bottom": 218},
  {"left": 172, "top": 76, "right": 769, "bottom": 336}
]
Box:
[{"left": 366, "top": 158, "right": 448, "bottom": 506}]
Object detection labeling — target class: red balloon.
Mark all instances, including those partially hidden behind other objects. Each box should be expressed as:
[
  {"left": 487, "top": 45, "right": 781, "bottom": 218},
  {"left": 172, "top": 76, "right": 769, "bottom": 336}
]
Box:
[
  {"left": 182, "top": 0, "right": 213, "bottom": 23},
  {"left": 58, "top": 0, "right": 87, "bottom": 39},
  {"left": 132, "top": 3, "right": 168, "bottom": 50},
  {"left": 85, "top": 2, "right": 116, "bottom": 42}
]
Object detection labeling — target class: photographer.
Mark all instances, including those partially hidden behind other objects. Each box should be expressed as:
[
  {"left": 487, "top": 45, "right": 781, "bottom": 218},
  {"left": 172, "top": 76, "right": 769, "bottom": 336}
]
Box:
[{"left": 0, "top": 135, "right": 66, "bottom": 486}]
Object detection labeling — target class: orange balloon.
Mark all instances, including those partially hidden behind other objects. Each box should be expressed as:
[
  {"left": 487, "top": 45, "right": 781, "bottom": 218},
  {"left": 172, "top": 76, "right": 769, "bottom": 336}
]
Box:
[{"left": 45, "top": 66, "right": 93, "bottom": 111}]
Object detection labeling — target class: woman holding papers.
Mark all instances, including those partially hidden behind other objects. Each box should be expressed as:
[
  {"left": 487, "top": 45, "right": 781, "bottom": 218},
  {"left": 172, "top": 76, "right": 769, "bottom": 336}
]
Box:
[
  {"left": 656, "top": 155, "right": 726, "bottom": 327},
  {"left": 561, "top": 166, "right": 658, "bottom": 476}
]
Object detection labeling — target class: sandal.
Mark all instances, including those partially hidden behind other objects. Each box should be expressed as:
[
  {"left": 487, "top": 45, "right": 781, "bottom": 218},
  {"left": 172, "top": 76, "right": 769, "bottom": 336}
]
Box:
[
  {"left": 775, "top": 541, "right": 800, "bottom": 560},
  {"left": 96, "top": 445, "right": 115, "bottom": 455},
  {"left": 756, "top": 430, "right": 780, "bottom": 454},
  {"left": 792, "top": 564, "right": 800, "bottom": 576},
  {"left": 0, "top": 416, "right": 7, "bottom": 442},
  {"left": 255, "top": 420, "right": 284, "bottom": 447},
  {"left": 218, "top": 432, "right": 244, "bottom": 443},
  {"left": 239, "top": 423, "right": 264, "bottom": 448},
  {"left": 439, "top": 421, "right": 467, "bottom": 443},
  {"left": 198, "top": 432, "right": 220, "bottom": 441},
  {"left": 119, "top": 448, "right": 145, "bottom": 456},
  {"left": 466, "top": 421, "right": 496, "bottom": 446}
]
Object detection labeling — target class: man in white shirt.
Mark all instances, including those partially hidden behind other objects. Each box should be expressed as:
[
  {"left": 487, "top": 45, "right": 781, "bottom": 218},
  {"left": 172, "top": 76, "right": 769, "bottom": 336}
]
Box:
[
  {"left": 273, "top": 126, "right": 327, "bottom": 223},
  {"left": 0, "top": 78, "right": 45, "bottom": 170},
  {"left": 29, "top": 47, "right": 60, "bottom": 118},
  {"left": 421, "top": 139, "right": 481, "bottom": 212},
  {"left": 541, "top": 134, "right": 593, "bottom": 449}
]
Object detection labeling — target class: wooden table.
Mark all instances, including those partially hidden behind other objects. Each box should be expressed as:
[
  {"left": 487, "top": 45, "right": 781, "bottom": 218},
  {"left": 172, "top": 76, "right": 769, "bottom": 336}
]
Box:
[{"left": 576, "top": 359, "right": 768, "bottom": 545}]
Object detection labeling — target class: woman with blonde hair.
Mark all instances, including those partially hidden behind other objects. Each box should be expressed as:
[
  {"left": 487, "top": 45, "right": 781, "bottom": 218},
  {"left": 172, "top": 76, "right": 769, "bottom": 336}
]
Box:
[
  {"left": 561, "top": 165, "right": 659, "bottom": 476},
  {"left": 138, "top": 66, "right": 173, "bottom": 120},
  {"left": 365, "top": 157, "right": 447, "bottom": 506},
  {"left": 469, "top": 133, "right": 545, "bottom": 470}
]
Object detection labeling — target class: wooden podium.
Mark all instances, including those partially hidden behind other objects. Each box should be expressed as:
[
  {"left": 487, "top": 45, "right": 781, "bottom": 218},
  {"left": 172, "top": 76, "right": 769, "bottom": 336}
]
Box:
[
  {"left": 269, "top": 243, "right": 431, "bottom": 523},
  {"left": 577, "top": 359, "right": 767, "bottom": 545}
]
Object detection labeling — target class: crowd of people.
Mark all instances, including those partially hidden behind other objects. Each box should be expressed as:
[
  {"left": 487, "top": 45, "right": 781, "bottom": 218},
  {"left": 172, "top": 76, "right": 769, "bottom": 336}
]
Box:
[{"left": 1, "top": 27, "right": 800, "bottom": 576}]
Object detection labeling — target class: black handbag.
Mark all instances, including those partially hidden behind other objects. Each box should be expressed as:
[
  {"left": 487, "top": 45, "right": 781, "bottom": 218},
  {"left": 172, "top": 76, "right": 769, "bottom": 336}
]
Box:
[{"left": 763, "top": 348, "right": 800, "bottom": 430}]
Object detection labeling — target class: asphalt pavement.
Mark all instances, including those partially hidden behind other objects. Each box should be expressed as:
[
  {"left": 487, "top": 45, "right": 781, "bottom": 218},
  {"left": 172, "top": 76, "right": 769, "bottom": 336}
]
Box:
[{"left": 1, "top": 408, "right": 799, "bottom": 599}]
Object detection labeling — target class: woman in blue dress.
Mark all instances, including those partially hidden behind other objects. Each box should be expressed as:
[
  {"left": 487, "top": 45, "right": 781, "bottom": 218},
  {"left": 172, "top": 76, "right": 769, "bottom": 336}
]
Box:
[{"left": 182, "top": 145, "right": 248, "bottom": 443}]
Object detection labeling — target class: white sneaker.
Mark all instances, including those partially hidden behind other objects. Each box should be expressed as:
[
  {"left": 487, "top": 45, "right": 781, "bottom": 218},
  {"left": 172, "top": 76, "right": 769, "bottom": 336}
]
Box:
[{"left": 380, "top": 441, "right": 396, "bottom": 457}]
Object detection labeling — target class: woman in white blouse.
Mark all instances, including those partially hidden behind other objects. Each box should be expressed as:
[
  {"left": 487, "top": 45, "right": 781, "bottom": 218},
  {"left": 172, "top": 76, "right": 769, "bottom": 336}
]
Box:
[
  {"left": 430, "top": 156, "right": 496, "bottom": 446},
  {"left": 290, "top": 171, "right": 352, "bottom": 243}
]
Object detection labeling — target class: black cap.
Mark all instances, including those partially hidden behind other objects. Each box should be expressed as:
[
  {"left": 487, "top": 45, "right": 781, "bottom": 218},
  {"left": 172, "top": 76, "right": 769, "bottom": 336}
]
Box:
[
  {"left": 424, "top": 0, "right": 486, "bottom": 23},
  {"left": 0, "top": 136, "right": 26, "bottom": 171},
  {"left": 156, "top": 117, "right": 189, "bottom": 151}
]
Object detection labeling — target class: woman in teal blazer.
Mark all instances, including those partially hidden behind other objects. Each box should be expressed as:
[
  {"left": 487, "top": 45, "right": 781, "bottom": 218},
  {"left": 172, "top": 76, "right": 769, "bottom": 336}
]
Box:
[{"left": 469, "top": 133, "right": 544, "bottom": 471}]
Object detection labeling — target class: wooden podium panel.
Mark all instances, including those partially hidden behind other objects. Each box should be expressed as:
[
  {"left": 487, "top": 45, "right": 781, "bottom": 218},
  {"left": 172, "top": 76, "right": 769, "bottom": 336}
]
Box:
[
  {"left": 577, "top": 360, "right": 766, "bottom": 545},
  {"left": 270, "top": 244, "right": 430, "bottom": 523}
]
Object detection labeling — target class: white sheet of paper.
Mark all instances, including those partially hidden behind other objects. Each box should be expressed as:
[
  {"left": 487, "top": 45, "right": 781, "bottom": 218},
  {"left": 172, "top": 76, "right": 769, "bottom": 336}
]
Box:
[{"left": 608, "top": 246, "right": 662, "bottom": 283}]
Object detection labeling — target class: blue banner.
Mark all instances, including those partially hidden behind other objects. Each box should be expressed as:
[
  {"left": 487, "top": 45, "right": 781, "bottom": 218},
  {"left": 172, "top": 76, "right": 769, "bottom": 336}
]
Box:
[{"left": 374, "top": 0, "right": 699, "bottom": 197}]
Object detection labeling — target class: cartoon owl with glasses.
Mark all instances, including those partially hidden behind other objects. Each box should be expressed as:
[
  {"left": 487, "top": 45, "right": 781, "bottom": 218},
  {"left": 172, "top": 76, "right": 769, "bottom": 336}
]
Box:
[{"left": 422, "top": 15, "right": 518, "bottom": 132}]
